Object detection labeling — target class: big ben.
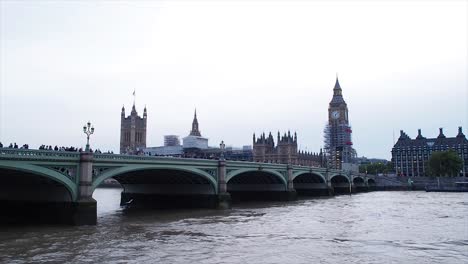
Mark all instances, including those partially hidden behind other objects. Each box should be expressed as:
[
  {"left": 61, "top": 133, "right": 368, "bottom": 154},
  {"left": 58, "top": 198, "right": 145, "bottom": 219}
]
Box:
[{"left": 325, "top": 76, "right": 356, "bottom": 169}]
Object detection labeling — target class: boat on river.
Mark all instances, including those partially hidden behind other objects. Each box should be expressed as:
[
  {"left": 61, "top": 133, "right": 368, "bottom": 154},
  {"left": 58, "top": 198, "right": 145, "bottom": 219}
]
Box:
[{"left": 425, "top": 182, "right": 468, "bottom": 192}]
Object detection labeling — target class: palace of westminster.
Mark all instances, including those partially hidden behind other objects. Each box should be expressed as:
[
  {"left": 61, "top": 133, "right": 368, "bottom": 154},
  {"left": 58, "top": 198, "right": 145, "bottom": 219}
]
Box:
[
  {"left": 119, "top": 77, "right": 468, "bottom": 176},
  {"left": 120, "top": 77, "right": 357, "bottom": 170}
]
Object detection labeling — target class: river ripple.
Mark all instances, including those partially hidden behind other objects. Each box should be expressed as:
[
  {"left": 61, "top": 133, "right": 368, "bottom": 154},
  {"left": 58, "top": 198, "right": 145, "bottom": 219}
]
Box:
[{"left": 0, "top": 190, "right": 467, "bottom": 264}]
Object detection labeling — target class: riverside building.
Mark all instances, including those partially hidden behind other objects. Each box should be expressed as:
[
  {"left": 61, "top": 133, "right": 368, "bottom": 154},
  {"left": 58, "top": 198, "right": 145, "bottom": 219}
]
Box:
[
  {"left": 120, "top": 103, "right": 147, "bottom": 154},
  {"left": 391, "top": 127, "right": 468, "bottom": 177}
]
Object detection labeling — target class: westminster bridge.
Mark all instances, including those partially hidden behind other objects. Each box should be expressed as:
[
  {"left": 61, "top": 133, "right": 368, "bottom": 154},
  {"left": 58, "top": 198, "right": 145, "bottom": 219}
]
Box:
[{"left": 0, "top": 149, "right": 375, "bottom": 225}]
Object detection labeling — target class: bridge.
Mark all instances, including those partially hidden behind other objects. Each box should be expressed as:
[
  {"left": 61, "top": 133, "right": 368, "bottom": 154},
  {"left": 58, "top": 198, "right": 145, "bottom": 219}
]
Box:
[{"left": 0, "top": 148, "right": 375, "bottom": 225}]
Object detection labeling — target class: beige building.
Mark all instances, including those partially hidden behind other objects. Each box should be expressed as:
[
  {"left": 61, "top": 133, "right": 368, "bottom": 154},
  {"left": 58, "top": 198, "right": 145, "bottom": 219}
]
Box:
[
  {"left": 120, "top": 104, "right": 147, "bottom": 154},
  {"left": 252, "top": 131, "right": 324, "bottom": 166}
]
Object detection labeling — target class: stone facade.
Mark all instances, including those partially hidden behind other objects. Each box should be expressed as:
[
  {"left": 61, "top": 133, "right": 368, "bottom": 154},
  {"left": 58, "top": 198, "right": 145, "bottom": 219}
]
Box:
[
  {"left": 391, "top": 127, "right": 468, "bottom": 177},
  {"left": 252, "top": 132, "right": 324, "bottom": 166},
  {"left": 120, "top": 104, "right": 147, "bottom": 154}
]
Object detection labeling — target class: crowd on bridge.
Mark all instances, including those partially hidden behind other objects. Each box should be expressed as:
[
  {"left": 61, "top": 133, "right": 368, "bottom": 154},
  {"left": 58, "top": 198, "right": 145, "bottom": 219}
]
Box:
[
  {"left": 0, "top": 142, "right": 113, "bottom": 154},
  {"left": 0, "top": 142, "right": 29, "bottom": 149}
]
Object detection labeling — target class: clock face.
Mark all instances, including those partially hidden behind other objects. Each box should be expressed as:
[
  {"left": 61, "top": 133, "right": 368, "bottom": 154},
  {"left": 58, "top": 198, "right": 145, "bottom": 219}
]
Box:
[{"left": 332, "top": 111, "right": 340, "bottom": 119}]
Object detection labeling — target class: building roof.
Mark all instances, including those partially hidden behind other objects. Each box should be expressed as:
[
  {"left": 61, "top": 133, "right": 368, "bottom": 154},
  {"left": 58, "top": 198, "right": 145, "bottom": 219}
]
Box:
[
  {"left": 393, "top": 127, "right": 467, "bottom": 148},
  {"left": 329, "top": 76, "right": 347, "bottom": 107}
]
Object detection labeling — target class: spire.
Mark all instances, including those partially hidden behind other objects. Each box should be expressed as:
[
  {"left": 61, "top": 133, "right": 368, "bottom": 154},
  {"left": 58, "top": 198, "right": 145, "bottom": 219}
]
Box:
[
  {"left": 143, "top": 105, "right": 147, "bottom": 118},
  {"left": 121, "top": 105, "right": 125, "bottom": 116},
  {"left": 330, "top": 75, "right": 345, "bottom": 106},
  {"left": 189, "top": 109, "right": 201, "bottom": 136},
  {"left": 131, "top": 104, "right": 137, "bottom": 115},
  {"left": 333, "top": 75, "right": 342, "bottom": 93}
]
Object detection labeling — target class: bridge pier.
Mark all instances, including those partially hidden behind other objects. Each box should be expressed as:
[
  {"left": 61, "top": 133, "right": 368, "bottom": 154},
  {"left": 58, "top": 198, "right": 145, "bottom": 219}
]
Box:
[
  {"left": 74, "top": 152, "right": 97, "bottom": 225},
  {"left": 327, "top": 180, "right": 334, "bottom": 196},
  {"left": 72, "top": 198, "right": 97, "bottom": 225},
  {"left": 217, "top": 159, "right": 232, "bottom": 209}
]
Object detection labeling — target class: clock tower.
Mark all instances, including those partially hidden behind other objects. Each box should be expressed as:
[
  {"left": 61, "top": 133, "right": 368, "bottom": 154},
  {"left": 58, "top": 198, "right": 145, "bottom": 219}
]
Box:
[
  {"left": 328, "top": 77, "right": 349, "bottom": 124},
  {"left": 325, "top": 76, "right": 355, "bottom": 169}
]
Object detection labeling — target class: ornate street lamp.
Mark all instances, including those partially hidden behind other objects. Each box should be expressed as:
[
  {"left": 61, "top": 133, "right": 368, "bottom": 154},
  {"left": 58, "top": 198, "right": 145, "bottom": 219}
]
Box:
[
  {"left": 83, "top": 121, "right": 94, "bottom": 152},
  {"left": 220, "top": 140, "right": 226, "bottom": 160}
]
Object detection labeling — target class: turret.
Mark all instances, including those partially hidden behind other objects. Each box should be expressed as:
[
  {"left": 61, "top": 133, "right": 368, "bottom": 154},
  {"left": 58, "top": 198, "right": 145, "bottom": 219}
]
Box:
[
  {"left": 121, "top": 105, "right": 125, "bottom": 117},
  {"left": 131, "top": 103, "right": 137, "bottom": 116},
  {"left": 143, "top": 106, "right": 147, "bottom": 119}
]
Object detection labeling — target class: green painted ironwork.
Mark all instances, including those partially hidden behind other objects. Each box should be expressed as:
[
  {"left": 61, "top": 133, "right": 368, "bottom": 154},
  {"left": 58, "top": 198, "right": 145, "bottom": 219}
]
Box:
[{"left": 0, "top": 148, "right": 375, "bottom": 201}]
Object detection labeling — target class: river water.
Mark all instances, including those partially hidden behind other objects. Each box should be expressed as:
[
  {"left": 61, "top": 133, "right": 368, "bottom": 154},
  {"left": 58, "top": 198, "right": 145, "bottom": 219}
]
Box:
[{"left": 0, "top": 190, "right": 467, "bottom": 264}]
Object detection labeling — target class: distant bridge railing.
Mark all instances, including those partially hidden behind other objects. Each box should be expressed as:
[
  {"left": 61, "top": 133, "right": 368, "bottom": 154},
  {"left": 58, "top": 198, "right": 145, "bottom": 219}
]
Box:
[
  {"left": 0, "top": 148, "right": 80, "bottom": 160},
  {"left": 0, "top": 148, "right": 370, "bottom": 180}
]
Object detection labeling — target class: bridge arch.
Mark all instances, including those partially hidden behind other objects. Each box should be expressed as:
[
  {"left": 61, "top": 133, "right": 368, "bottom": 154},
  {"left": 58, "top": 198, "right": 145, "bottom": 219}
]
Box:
[
  {"left": 92, "top": 165, "right": 218, "bottom": 194},
  {"left": 292, "top": 171, "right": 328, "bottom": 196},
  {"left": 367, "top": 178, "right": 376, "bottom": 191},
  {"left": 226, "top": 169, "right": 288, "bottom": 201},
  {"left": 292, "top": 171, "right": 326, "bottom": 182},
  {"left": 353, "top": 176, "right": 365, "bottom": 184},
  {"left": 0, "top": 163, "right": 77, "bottom": 201},
  {"left": 226, "top": 168, "right": 287, "bottom": 186},
  {"left": 330, "top": 174, "right": 350, "bottom": 195},
  {"left": 353, "top": 176, "right": 367, "bottom": 192}
]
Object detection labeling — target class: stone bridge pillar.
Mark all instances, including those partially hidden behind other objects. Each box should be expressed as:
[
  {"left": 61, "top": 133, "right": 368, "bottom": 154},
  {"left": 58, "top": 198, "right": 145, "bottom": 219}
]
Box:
[
  {"left": 287, "top": 164, "right": 294, "bottom": 190},
  {"left": 73, "top": 152, "right": 97, "bottom": 225},
  {"left": 217, "top": 159, "right": 231, "bottom": 209},
  {"left": 349, "top": 173, "right": 355, "bottom": 194},
  {"left": 285, "top": 164, "right": 297, "bottom": 200},
  {"left": 326, "top": 169, "right": 334, "bottom": 196}
]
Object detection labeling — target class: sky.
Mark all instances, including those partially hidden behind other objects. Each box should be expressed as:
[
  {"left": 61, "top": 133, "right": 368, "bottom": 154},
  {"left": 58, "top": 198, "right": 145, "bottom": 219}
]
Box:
[{"left": 0, "top": 0, "right": 467, "bottom": 160}]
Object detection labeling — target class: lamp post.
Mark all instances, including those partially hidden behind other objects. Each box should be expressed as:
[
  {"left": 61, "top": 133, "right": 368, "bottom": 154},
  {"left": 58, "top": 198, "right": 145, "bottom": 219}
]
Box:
[
  {"left": 220, "top": 140, "right": 226, "bottom": 161},
  {"left": 83, "top": 121, "right": 94, "bottom": 152}
]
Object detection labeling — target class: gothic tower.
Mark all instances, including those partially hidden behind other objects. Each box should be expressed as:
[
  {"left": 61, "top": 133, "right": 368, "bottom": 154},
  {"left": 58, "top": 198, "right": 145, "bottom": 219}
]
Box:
[
  {"left": 120, "top": 103, "right": 147, "bottom": 154},
  {"left": 189, "top": 109, "right": 202, "bottom": 136},
  {"left": 325, "top": 76, "right": 355, "bottom": 168}
]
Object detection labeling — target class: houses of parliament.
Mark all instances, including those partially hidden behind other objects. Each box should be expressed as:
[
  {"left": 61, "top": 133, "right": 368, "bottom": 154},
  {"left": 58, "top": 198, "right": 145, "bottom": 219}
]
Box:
[{"left": 119, "top": 77, "right": 355, "bottom": 169}]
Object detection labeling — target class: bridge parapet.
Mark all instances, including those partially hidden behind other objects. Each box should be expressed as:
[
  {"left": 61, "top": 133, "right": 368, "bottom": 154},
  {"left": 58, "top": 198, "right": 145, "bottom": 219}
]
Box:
[
  {"left": 93, "top": 153, "right": 219, "bottom": 166},
  {"left": 0, "top": 148, "right": 80, "bottom": 161}
]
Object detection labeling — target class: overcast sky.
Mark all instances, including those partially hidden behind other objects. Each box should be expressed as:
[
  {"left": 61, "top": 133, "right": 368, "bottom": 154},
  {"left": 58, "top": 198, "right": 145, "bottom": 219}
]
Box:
[{"left": 1, "top": 1, "right": 467, "bottom": 159}]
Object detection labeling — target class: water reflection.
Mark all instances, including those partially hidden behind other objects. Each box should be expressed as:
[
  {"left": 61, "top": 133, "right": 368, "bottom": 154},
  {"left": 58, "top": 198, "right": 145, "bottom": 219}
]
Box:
[{"left": 0, "top": 190, "right": 467, "bottom": 264}]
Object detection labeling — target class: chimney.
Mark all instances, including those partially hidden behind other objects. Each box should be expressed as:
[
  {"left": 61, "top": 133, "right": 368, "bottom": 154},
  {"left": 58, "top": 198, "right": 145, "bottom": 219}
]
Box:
[
  {"left": 416, "top": 129, "right": 424, "bottom": 139},
  {"left": 457, "top": 126, "right": 465, "bottom": 138},
  {"left": 438, "top": 128, "right": 446, "bottom": 139}
]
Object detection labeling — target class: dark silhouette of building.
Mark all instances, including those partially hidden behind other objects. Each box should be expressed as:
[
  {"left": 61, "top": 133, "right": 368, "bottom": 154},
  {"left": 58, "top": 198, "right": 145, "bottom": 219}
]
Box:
[
  {"left": 324, "top": 76, "right": 356, "bottom": 169},
  {"left": 120, "top": 103, "right": 147, "bottom": 154},
  {"left": 252, "top": 131, "right": 324, "bottom": 166},
  {"left": 391, "top": 127, "right": 468, "bottom": 177}
]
